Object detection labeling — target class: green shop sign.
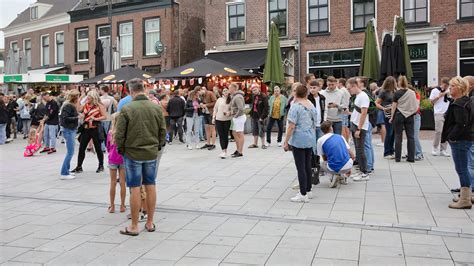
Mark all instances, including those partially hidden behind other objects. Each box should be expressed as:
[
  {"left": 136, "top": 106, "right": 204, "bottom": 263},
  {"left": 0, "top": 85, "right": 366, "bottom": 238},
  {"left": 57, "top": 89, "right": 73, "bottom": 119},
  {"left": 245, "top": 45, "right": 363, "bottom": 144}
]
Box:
[
  {"left": 45, "top": 75, "right": 69, "bottom": 82},
  {"left": 4, "top": 75, "right": 23, "bottom": 82}
]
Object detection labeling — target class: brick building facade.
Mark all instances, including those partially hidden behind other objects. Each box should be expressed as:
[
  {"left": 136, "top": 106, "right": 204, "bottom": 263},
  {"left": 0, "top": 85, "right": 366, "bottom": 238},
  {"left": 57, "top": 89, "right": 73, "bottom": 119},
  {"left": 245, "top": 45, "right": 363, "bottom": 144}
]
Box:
[
  {"left": 3, "top": 0, "right": 206, "bottom": 81},
  {"left": 204, "top": 0, "right": 474, "bottom": 87}
]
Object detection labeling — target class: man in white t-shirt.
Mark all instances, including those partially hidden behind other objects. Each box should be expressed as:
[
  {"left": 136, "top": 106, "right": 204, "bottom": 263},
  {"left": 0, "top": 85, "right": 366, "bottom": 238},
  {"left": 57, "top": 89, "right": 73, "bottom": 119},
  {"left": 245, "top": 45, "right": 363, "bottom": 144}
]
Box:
[
  {"left": 429, "top": 77, "right": 451, "bottom": 157},
  {"left": 317, "top": 121, "right": 355, "bottom": 188},
  {"left": 347, "top": 78, "right": 370, "bottom": 181}
]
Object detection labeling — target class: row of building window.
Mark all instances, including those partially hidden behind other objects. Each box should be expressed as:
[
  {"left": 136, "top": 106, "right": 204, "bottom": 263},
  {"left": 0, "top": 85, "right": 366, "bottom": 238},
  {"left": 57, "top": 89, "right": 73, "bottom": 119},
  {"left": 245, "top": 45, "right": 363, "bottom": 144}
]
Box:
[
  {"left": 76, "top": 17, "right": 160, "bottom": 63},
  {"left": 227, "top": 0, "right": 474, "bottom": 41},
  {"left": 9, "top": 32, "right": 64, "bottom": 68}
]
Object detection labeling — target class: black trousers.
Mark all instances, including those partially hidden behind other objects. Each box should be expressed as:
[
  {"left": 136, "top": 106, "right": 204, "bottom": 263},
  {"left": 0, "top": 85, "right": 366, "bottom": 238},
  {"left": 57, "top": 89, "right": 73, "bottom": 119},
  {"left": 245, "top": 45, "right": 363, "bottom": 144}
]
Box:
[
  {"left": 266, "top": 117, "right": 284, "bottom": 144},
  {"left": 215, "top": 120, "right": 231, "bottom": 150},
  {"left": 350, "top": 122, "right": 368, "bottom": 174},
  {"left": 393, "top": 112, "right": 415, "bottom": 162},
  {"left": 170, "top": 116, "right": 184, "bottom": 141},
  {"left": 292, "top": 147, "right": 313, "bottom": 196},
  {"left": 77, "top": 128, "right": 104, "bottom": 167}
]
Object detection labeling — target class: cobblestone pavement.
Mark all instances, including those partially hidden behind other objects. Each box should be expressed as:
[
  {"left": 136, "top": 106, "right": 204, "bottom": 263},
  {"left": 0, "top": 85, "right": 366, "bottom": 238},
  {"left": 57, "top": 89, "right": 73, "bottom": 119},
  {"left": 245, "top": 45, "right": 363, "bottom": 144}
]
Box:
[{"left": 0, "top": 133, "right": 473, "bottom": 265}]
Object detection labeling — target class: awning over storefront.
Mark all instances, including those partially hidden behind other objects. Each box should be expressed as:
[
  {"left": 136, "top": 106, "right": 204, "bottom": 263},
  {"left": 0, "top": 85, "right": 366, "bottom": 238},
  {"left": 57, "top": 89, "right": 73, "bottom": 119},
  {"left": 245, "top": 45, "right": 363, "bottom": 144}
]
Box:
[
  {"left": 0, "top": 73, "right": 83, "bottom": 83},
  {"left": 206, "top": 47, "right": 293, "bottom": 73},
  {"left": 27, "top": 66, "right": 66, "bottom": 75}
]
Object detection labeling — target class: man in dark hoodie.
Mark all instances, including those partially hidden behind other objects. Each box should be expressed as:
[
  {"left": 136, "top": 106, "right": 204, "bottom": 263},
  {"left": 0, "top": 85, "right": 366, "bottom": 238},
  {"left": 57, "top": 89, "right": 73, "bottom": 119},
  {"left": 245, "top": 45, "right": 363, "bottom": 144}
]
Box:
[
  {"left": 248, "top": 85, "right": 269, "bottom": 149},
  {"left": 40, "top": 92, "right": 60, "bottom": 154},
  {"left": 166, "top": 90, "right": 185, "bottom": 144}
]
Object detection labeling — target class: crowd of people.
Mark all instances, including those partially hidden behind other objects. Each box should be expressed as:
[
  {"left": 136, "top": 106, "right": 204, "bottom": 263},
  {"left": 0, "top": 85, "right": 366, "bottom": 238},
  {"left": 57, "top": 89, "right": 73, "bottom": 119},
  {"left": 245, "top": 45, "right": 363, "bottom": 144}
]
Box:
[{"left": 0, "top": 74, "right": 473, "bottom": 236}]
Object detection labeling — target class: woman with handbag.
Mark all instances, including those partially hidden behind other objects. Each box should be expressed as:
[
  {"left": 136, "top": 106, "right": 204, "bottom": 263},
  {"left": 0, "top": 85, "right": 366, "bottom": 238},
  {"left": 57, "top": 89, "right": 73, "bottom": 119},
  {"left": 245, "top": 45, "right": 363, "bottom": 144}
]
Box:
[
  {"left": 283, "top": 83, "right": 319, "bottom": 203},
  {"left": 71, "top": 90, "right": 107, "bottom": 174},
  {"left": 60, "top": 90, "right": 80, "bottom": 180}
]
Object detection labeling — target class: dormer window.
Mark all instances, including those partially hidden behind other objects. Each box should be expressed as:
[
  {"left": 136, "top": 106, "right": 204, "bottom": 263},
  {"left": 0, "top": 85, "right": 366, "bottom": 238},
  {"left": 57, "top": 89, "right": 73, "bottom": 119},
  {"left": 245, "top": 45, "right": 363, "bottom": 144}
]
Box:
[{"left": 31, "top": 6, "right": 38, "bottom": 20}]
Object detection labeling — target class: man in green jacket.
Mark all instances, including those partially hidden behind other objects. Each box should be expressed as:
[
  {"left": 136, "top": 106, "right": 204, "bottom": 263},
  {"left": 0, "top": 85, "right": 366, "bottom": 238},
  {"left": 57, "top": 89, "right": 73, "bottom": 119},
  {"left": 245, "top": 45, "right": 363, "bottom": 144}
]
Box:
[{"left": 115, "top": 78, "right": 166, "bottom": 236}]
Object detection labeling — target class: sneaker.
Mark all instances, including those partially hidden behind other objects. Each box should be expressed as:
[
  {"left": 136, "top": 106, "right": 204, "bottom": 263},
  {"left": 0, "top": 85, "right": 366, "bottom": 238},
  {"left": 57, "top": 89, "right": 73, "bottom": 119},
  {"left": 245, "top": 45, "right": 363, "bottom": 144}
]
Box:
[
  {"left": 329, "top": 175, "right": 338, "bottom": 188},
  {"left": 415, "top": 155, "right": 424, "bottom": 161},
  {"left": 207, "top": 145, "right": 216, "bottom": 151},
  {"left": 277, "top": 142, "right": 282, "bottom": 147},
  {"left": 200, "top": 144, "right": 210, "bottom": 149},
  {"left": 232, "top": 150, "right": 239, "bottom": 156},
  {"left": 47, "top": 148, "right": 57, "bottom": 154},
  {"left": 291, "top": 192, "right": 309, "bottom": 203},
  {"left": 307, "top": 191, "right": 314, "bottom": 199},
  {"left": 440, "top": 151, "right": 451, "bottom": 157},
  {"left": 384, "top": 154, "right": 395, "bottom": 160},
  {"left": 353, "top": 173, "right": 370, "bottom": 181},
  {"left": 187, "top": 145, "right": 193, "bottom": 150},
  {"left": 266, "top": 142, "right": 271, "bottom": 147},
  {"left": 71, "top": 167, "right": 83, "bottom": 174},
  {"left": 402, "top": 154, "right": 408, "bottom": 159},
  {"left": 40, "top": 147, "right": 50, "bottom": 153},
  {"left": 231, "top": 152, "right": 243, "bottom": 158},
  {"left": 432, "top": 150, "right": 440, "bottom": 156},
  {"left": 349, "top": 172, "right": 361, "bottom": 179},
  {"left": 291, "top": 183, "right": 300, "bottom": 190},
  {"left": 96, "top": 165, "right": 104, "bottom": 173},
  {"left": 60, "top": 175, "right": 76, "bottom": 180},
  {"left": 219, "top": 152, "right": 228, "bottom": 159}
]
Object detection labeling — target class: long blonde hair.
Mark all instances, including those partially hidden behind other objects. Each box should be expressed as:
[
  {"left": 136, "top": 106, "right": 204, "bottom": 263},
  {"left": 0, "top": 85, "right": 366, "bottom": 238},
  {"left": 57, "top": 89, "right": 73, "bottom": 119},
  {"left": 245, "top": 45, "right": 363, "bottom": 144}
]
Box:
[
  {"left": 87, "top": 90, "right": 102, "bottom": 106},
  {"left": 109, "top": 113, "right": 119, "bottom": 144}
]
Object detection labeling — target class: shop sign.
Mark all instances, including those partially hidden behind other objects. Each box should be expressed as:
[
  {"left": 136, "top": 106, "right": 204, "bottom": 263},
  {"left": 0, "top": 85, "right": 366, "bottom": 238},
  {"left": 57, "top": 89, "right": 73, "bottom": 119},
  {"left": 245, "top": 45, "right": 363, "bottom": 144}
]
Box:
[
  {"left": 409, "top": 44, "right": 428, "bottom": 61},
  {"left": 4, "top": 75, "right": 23, "bottom": 82},
  {"left": 46, "top": 75, "right": 69, "bottom": 82}
]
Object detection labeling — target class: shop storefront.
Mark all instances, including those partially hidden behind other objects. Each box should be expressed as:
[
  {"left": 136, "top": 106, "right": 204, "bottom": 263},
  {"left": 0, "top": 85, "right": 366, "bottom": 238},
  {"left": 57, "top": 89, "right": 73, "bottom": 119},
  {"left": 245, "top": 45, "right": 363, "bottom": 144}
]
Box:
[{"left": 307, "top": 48, "right": 363, "bottom": 79}]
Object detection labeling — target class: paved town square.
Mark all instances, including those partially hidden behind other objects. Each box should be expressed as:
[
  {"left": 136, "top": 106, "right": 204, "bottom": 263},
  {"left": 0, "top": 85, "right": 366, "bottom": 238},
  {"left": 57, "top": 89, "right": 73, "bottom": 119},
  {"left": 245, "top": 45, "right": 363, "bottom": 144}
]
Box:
[{"left": 1, "top": 136, "right": 473, "bottom": 265}]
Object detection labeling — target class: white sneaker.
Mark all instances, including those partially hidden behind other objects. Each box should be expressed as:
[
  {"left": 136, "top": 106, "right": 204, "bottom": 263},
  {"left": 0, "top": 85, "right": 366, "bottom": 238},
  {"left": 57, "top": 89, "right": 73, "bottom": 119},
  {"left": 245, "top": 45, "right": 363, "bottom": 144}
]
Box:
[
  {"left": 432, "top": 150, "right": 440, "bottom": 156},
  {"left": 187, "top": 145, "right": 193, "bottom": 150},
  {"left": 353, "top": 173, "right": 370, "bottom": 181},
  {"left": 384, "top": 155, "right": 395, "bottom": 160},
  {"left": 290, "top": 192, "right": 309, "bottom": 203},
  {"left": 329, "top": 175, "right": 338, "bottom": 188},
  {"left": 60, "top": 175, "right": 76, "bottom": 180},
  {"left": 277, "top": 142, "right": 282, "bottom": 147},
  {"left": 349, "top": 172, "right": 361, "bottom": 179},
  {"left": 307, "top": 191, "right": 313, "bottom": 199},
  {"left": 266, "top": 142, "right": 271, "bottom": 147},
  {"left": 291, "top": 182, "right": 300, "bottom": 190},
  {"left": 440, "top": 151, "right": 451, "bottom": 157},
  {"left": 219, "top": 152, "right": 227, "bottom": 159}
]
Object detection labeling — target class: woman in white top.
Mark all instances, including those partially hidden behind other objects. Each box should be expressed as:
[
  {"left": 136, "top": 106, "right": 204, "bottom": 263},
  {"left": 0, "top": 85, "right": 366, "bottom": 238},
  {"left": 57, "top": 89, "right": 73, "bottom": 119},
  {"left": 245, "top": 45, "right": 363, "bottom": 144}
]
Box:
[{"left": 213, "top": 88, "right": 232, "bottom": 158}]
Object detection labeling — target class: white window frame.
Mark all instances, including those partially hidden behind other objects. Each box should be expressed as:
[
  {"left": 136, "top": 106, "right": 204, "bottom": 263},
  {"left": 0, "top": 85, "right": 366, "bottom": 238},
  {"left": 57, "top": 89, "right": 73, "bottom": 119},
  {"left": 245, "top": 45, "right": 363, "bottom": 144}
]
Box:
[
  {"left": 306, "top": 48, "right": 363, "bottom": 73},
  {"left": 457, "top": 38, "right": 474, "bottom": 76},
  {"left": 23, "top": 38, "right": 31, "bottom": 68},
  {"left": 40, "top": 34, "right": 49, "bottom": 66},
  {"left": 55, "top": 31, "right": 64, "bottom": 65},
  {"left": 31, "top": 6, "right": 38, "bottom": 20},
  {"left": 226, "top": 2, "right": 246, "bottom": 42},
  {"left": 97, "top": 25, "right": 111, "bottom": 41},
  {"left": 119, "top": 22, "right": 133, "bottom": 58},
  {"left": 144, "top": 18, "right": 160, "bottom": 56},
  {"left": 350, "top": 0, "right": 377, "bottom": 31},
  {"left": 306, "top": 0, "right": 331, "bottom": 34},
  {"left": 76, "top": 28, "right": 89, "bottom": 62},
  {"left": 400, "top": 0, "right": 430, "bottom": 24},
  {"left": 10, "top": 41, "right": 18, "bottom": 52},
  {"left": 266, "top": 0, "right": 289, "bottom": 38}
]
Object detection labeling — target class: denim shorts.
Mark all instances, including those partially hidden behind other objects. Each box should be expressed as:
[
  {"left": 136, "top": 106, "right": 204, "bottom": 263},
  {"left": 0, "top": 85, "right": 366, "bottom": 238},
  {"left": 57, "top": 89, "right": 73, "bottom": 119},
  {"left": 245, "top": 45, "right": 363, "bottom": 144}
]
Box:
[
  {"left": 123, "top": 156, "right": 158, "bottom": 187},
  {"left": 341, "top": 114, "right": 349, "bottom": 127},
  {"left": 108, "top": 163, "right": 124, "bottom": 170}
]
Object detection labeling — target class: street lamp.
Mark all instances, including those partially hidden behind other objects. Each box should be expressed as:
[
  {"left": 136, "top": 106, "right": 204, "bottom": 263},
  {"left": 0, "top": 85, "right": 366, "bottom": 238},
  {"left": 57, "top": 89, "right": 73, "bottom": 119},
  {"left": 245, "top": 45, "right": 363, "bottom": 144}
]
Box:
[{"left": 87, "top": 0, "right": 113, "bottom": 72}]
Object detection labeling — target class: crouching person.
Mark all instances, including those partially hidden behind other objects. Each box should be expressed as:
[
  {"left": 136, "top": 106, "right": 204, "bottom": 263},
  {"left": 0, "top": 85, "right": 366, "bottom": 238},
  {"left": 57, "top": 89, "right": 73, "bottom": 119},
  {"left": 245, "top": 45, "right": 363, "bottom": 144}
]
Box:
[{"left": 317, "top": 121, "right": 355, "bottom": 188}]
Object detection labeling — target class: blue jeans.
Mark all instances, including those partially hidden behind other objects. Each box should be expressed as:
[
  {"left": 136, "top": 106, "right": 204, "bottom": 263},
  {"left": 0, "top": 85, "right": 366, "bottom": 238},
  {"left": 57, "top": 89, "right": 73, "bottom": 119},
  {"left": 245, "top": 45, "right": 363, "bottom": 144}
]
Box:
[
  {"left": 364, "top": 123, "right": 374, "bottom": 171},
  {"left": 101, "top": 121, "right": 111, "bottom": 151},
  {"left": 44, "top": 124, "right": 58, "bottom": 149},
  {"left": 0, "top": 123, "right": 6, "bottom": 144},
  {"left": 414, "top": 113, "right": 423, "bottom": 157},
  {"left": 199, "top": 115, "right": 205, "bottom": 140},
  {"left": 124, "top": 156, "right": 158, "bottom": 188},
  {"left": 331, "top": 121, "right": 342, "bottom": 135},
  {"left": 61, "top": 128, "right": 76, "bottom": 175},
  {"left": 383, "top": 116, "right": 395, "bottom": 156},
  {"left": 450, "top": 141, "right": 473, "bottom": 188}
]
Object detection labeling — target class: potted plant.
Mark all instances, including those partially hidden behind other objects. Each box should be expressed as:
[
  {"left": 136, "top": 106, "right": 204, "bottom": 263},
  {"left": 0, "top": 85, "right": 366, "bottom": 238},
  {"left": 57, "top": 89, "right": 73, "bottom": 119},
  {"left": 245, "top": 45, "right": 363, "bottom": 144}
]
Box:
[{"left": 418, "top": 90, "right": 435, "bottom": 130}]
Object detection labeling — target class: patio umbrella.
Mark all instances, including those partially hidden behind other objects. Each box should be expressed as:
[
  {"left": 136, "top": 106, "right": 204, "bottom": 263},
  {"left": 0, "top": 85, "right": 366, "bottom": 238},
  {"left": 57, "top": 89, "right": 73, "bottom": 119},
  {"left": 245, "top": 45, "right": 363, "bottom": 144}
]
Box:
[
  {"left": 380, "top": 34, "right": 395, "bottom": 80},
  {"left": 359, "top": 20, "right": 380, "bottom": 82},
  {"left": 94, "top": 39, "right": 105, "bottom": 76},
  {"left": 81, "top": 66, "right": 152, "bottom": 84},
  {"left": 395, "top": 17, "right": 413, "bottom": 81},
  {"left": 154, "top": 58, "right": 255, "bottom": 79},
  {"left": 263, "top": 22, "right": 285, "bottom": 87}
]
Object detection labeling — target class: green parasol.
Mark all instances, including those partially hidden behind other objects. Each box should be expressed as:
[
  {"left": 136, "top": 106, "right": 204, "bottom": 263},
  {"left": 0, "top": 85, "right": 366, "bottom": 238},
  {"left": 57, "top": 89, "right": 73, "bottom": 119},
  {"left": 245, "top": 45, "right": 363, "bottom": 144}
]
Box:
[
  {"left": 359, "top": 20, "right": 380, "bottom": 82},
  {"left": 395, "top": 17, "right": 413, "bottom": 82},
  {"left": 263, "top": 22, "right": 285, "bottom": 88}
]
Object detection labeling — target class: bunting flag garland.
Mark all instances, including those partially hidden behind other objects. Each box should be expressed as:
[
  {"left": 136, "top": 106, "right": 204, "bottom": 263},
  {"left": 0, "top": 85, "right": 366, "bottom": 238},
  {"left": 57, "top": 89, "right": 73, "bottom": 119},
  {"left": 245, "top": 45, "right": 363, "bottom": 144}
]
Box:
[
  {"left": 181, "top": 79, "right": 186, "bottom": 86},
  {"left": 198, "top": 77, "right": 203, "bottom": 84},
  {"left": 190, "top": 78, "right": 195, "bottom": 86},
  {"left": 173, "top": 80, "right": 178, "bottom": 86}
]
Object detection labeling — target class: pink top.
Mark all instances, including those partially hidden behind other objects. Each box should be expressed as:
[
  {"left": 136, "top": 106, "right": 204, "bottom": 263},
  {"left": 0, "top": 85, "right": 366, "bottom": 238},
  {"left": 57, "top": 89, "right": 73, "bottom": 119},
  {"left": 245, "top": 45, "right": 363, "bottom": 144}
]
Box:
[{"left": 106, "top": 132, "right": 124, "bottom": 165}]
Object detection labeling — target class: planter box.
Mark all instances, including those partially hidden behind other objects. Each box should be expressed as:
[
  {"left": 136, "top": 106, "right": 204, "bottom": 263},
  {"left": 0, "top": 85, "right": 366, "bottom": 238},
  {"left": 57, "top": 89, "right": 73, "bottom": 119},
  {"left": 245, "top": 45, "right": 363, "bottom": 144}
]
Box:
[{"left": 420, "top": 109, "right": 435, "bottom": 130}]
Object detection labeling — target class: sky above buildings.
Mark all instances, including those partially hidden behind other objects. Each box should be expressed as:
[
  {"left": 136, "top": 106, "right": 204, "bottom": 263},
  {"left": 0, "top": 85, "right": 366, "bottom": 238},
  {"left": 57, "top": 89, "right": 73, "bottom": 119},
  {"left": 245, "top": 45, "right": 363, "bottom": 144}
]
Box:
[{"left": 0, "top": 0, "right": 36, "bottom": 49}]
